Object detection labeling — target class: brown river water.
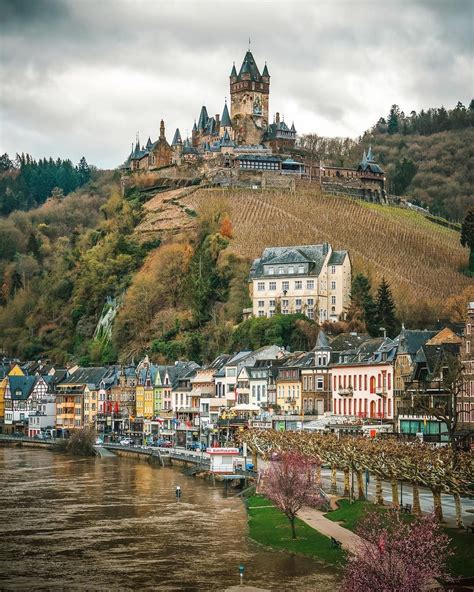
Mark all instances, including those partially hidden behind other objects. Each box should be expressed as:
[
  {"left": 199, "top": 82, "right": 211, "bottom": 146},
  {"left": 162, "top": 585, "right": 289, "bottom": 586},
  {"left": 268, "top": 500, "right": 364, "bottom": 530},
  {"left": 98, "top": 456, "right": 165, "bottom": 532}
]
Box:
[{"left": 0, "top": 447, "right": 340, "bottom": 591}]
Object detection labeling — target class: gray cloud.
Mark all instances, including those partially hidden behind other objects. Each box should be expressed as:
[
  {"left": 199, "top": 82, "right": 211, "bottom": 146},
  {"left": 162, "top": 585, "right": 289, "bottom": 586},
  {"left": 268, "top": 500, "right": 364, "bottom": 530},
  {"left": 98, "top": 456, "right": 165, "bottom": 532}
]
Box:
[{"left": 0, "top": 0, "right": 472, "bottom": 168}]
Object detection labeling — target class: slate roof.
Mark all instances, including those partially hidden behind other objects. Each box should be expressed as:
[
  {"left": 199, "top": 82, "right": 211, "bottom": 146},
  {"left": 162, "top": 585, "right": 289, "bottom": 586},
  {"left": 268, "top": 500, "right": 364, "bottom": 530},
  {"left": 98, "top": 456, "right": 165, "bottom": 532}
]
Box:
[
  {"left": 262, "top": 63, "right": 269, "bottom": 77},
  {"left": 358, "top": 145, "right": 384, "bottom": 174},
  {"left": 230, "top": 64, "right": 238, "bottom": 78},
  {"left": 171, "top": 128, "right": 182, "bottom": 145},
  {"left": 330, "top": 338, "right": 397, "bottom": 367},
  {"left": 328, "top": 250, "right": 348, "bottom": 266},
  {"left": 397, "top": 329, "right": 438, "bottom": 356},
  {"left": 220, "top": 129, "right": 235, "bottom": 147},
  {"left": 60, "top": 367, "right": 111, "bottom": 388},
  {"left": 249, "top": 244, "right": 330, "bottom": 280},
  {"left": 329, "top": 333, "right": 371, "bottom": 353},
  {"left": 9, "top": 376, "right": 38, "bottom": 400},
  {"left": 236, "top": 154, "right": 280, "bottom": 162},
  {"left": 237, "top": 51, "right": 262, "bottom": 81},
  {"left": 314, "top": 330, "right": 330, "bottom": 349},
  {"left": 263, "top": 120, "right": 296, "bottom": 141},
  {"left": 197, "top": 106, "right": 209, "bottom": 131},
  {"left": 221, "top": 102, "right": 232, "bottom": 127}
]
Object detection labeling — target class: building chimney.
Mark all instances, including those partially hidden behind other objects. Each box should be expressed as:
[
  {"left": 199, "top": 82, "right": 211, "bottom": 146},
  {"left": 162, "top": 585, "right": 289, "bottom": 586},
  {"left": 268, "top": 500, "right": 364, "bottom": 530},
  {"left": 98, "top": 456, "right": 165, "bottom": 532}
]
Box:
[
  {"left": 160, "top": 119, "right": 165, "bottom": 140},
  {"left": 275, "top": 112, "right": 280, "bottom": 124},
  {"left": 215, "top": 114, "right": 220, "bottom": 128}
]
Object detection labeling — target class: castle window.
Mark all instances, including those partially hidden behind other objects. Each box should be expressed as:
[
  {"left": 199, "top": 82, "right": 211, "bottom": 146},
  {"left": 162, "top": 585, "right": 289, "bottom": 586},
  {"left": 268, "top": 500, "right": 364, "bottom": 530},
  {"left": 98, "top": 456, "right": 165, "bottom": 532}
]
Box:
[
  {"left": 282, "top": 281, "right": 289, "bottom": 290},
  {"left": 257, "top": 282, "right": 265, "bottom": 291},
  {"left": 269, "top": 281, "right": 276, "bottom": 291},
  {"left": 307, "top": 280, "right": 314, "bottom": 289},
  {"left": 295, "top": 281, "right": 302, "bottom": 289}
]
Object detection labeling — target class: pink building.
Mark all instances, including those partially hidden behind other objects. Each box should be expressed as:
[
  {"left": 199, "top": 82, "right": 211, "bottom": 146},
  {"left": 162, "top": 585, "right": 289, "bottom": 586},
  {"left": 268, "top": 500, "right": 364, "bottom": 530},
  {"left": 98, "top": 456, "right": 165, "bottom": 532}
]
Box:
[{"left": 330, "top": 338, "right": 396, "bottom": 420}]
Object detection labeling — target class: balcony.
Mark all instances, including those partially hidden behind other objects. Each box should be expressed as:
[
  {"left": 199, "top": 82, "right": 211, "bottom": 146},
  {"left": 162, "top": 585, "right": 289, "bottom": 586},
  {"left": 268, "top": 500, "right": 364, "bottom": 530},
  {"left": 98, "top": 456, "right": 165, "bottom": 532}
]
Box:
[
  {"left": 375, "top": 388, "right": 386, "bottom": 397},
  {"left": 338, "top": 388, "right": 353, "bottom": 397}
]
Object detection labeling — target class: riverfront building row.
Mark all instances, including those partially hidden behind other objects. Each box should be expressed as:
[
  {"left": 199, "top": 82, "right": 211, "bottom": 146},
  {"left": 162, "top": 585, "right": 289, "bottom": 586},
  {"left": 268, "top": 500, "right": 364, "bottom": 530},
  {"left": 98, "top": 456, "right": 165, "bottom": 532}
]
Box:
[{"left": 0, "top": 302, "right": 473, "bottom": 446}]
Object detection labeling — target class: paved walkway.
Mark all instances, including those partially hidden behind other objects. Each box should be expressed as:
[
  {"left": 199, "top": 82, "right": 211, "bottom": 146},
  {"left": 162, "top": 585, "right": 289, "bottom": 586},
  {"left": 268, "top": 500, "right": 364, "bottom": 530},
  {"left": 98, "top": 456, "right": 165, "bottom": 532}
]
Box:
[{"left": 298, "top": 506, "right": 361, "bottom": 553}]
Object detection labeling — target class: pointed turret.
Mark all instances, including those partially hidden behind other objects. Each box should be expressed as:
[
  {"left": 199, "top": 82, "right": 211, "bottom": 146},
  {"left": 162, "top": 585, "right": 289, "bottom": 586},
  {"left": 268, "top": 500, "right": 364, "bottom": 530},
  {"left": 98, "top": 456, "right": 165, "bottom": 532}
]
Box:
[
  {"left": 146, "top": 136, "right": 152, "bottom": 150},
  {"left": 230, "top": 62, "right": 237, "bottom": 78},
  {"left": 197, "top": 106, "right": 209, "bottom": 131},
  {"left": 291, "top": 122, "right": 296, "bottom": 133},
  {"left": 238, "top": 50, "right": 261, "bottom": 81},
  {"left": 361, "top": 149, "right": 367, "bottom": 167},
  {"left": 314, "top": 329, "right": 330, "bottom": 350},
  {"left": 221, "top": 100, "right": 232, "bottom": 128},
  {"left": 192, "top": 120, "right": 197, "bottom": 133},
  {"left": 366, "top": 145, "right": 374, "bottom": 162},
  {"left": 171, "top": 128, "right": 182, "bottom": 146},
  {"left": 262, "top": 62, "right": 270, "bottom": 77}
]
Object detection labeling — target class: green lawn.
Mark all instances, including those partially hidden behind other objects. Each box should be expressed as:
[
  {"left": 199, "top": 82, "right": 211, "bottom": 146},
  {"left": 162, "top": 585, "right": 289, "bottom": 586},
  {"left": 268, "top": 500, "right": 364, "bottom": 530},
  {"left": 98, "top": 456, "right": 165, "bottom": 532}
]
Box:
[
  {"left": 324, "top": 499, "right": 474, "bottom": 578},
  {"left": 246, "top": 495, "right": 345, "bottom": 567}
]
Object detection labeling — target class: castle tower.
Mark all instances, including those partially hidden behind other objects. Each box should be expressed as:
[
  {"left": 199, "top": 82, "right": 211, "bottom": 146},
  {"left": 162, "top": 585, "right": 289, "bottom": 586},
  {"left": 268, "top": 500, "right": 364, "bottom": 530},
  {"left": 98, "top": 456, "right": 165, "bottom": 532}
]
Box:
[
  {"left": 230, "top": 51, "right": 270, "bottom": 145},
  {"left": 159, "top": 119, "right": 166, "bottom": 140}
]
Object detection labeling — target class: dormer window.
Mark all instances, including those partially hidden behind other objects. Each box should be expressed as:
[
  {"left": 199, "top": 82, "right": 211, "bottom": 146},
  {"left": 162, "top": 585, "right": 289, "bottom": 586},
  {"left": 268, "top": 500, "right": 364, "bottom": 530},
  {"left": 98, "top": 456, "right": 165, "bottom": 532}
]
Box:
[
  {"left": 298, "top": 266, "right": 304, "bottom": 274},
  {"left": 268, "top": 267, "right": 274, "bottom": 275},
  {"left": 288, "top": 267, "right": 294, "bottom": 274}
]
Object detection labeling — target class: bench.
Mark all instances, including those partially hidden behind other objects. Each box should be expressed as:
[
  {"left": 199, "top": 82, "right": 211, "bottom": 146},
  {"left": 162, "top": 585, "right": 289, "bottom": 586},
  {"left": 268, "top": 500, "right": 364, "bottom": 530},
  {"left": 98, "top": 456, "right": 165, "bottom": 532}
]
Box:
[
  {"left": 331, "top": 537, "right": 342, "bottom": 549},
  {"left": 400, "top": 503, "right": 412, "bottom": 514}
]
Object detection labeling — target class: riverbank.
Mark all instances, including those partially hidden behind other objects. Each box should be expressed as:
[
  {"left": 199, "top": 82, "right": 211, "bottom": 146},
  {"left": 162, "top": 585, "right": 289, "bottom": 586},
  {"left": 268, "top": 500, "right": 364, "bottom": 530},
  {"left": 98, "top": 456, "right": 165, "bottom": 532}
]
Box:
[{"left": 246, "top": 495, "right": 345, "bottom": 568}]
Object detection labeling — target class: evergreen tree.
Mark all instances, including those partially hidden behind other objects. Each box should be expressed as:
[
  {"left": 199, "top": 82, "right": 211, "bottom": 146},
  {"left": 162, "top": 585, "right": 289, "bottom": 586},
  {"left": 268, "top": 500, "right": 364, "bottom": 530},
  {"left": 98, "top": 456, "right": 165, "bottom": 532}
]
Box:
[
  {"left": 375, "top": 277, "right": 399, "bottom": 338},
  {"left": 347, "top": 273, "right": 378, "bottom": 336},
  {"left": 387, "top": 104, "right": 400, "bottom": 135},
  {"left": 460, "top": 209, "right": 474, "bottom": 274},
  {"left": 26, "top": 232, "right": 41, "bottom": 260},
  {"left": 77, "top": 156, "right": 91, "bottom": 185},
  {"left": 0, "top": 153, "right": 13, "bottom": 172},
  {"left": 391, "top": 157, "right": 417, "bottom": 195}
]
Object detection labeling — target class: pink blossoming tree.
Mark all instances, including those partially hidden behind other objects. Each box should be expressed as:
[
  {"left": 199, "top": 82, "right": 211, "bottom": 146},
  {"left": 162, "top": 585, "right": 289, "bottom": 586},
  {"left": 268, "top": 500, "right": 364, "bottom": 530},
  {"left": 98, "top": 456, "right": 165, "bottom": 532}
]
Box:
[
  {"left": 341, "top": 509, "right": 452, "bottom": 592},
  {"left": 260, "top": 451, "right": 322, "bottom": 539}
]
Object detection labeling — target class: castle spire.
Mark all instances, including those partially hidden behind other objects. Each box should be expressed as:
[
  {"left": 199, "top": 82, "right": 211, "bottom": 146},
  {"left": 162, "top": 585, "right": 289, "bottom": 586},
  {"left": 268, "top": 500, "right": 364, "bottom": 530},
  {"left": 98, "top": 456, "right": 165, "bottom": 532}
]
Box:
[
  {"left": 159, "top": 119, "right": 165, "bottom": 140},
  {"left": 171, "top": 128, "right": 182, "bottom": 146},
  {"left": 221, "top": 99, "right": 232, "bottom": 128}
]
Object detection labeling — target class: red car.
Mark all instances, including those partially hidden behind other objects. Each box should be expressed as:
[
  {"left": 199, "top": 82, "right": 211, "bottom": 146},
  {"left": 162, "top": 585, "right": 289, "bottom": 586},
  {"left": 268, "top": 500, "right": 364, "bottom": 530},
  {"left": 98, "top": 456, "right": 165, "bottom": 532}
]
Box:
[{"left": 159, "top": 441, "right": 173, "bottom": 448}]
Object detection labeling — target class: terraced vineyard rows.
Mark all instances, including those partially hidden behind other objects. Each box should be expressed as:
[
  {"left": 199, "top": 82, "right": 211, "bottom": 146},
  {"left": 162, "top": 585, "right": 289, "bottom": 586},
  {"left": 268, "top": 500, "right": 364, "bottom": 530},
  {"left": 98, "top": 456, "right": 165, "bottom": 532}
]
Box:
[{"left": 189, "top": 187, "right": 470, "bottom": 303}]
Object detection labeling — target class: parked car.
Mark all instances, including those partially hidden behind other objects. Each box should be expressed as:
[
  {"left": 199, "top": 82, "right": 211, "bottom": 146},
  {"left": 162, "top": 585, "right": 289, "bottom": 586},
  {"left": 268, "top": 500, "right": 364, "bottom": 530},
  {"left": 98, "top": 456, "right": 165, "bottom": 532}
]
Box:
[
  {"left": 189, "top": 442, "right": 206, "bottom": 451},
  {"left": 158, "top": 441, "right": 173, "bottom": 448},
  {"left": 119, "top": 438, "right": 133, "bottom": 446},
  {"left": 95, "top": 437, "right": 104, "bottom": 446}
]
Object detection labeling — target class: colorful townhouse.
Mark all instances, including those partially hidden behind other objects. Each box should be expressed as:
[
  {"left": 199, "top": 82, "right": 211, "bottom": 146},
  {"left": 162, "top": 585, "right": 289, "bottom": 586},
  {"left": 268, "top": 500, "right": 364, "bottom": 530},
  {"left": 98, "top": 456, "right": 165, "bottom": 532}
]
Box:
[
  {"left": 4, "top": 375, "right": 49, "bottom": 434},
  {"left": 330, "top": 338, "right": 397, "bottom": 420},
  {"left": 300, "top": 330, "right": 333, "bottom": 415}
]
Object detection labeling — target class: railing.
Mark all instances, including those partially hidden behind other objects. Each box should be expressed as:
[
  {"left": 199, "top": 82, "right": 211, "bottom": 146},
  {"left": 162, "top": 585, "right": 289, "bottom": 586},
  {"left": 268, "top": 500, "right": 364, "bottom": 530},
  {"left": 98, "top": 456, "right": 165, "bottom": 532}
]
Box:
[
  {"left": 0, "top": 434, "right": 55, "bottom": 444},
  {"left": 338, "top": 388, "right": 353, "bottom": 397}
]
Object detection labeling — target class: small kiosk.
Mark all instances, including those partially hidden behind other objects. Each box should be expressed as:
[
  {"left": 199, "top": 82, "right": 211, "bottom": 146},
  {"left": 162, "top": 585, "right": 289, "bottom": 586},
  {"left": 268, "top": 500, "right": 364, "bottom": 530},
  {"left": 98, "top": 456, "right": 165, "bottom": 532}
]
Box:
[{"left": 206, "top": 447, "right": 240, "bottom": 474}]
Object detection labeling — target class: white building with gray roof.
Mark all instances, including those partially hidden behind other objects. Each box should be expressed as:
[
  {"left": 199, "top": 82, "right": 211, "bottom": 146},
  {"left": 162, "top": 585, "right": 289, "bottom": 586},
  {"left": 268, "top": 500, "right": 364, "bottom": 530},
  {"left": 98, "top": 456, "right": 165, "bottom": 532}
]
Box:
[{"left": 248, "top": 243, "right": 351, "bottom": 322}]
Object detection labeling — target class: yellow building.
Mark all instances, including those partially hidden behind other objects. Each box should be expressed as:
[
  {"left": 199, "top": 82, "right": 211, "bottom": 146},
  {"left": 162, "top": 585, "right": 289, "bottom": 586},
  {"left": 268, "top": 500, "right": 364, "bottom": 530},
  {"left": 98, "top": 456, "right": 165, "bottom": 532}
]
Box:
[
  {"left": 0, "top": 364, "right": 25, "bottom": 432},
  {"left": 276, "top": 356, "right": 304, "bottom": 414},
  {"left": 136, "top": 366, "right": 155, "bottom": 419}
]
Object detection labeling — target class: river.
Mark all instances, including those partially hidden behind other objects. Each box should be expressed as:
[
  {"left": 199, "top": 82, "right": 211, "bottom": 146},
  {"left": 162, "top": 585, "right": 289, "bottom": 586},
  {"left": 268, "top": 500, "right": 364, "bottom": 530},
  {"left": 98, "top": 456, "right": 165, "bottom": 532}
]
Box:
[{"left": 0, "top": 447, "right": 340, "bottom": 591}]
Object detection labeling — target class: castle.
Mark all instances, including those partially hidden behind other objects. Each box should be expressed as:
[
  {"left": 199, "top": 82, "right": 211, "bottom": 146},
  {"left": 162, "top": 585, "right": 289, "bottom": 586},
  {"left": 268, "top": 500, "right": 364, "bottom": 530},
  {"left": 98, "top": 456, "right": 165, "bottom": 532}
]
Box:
[{"left": 122, "top": 49, "right": 298, "bottom": 171}]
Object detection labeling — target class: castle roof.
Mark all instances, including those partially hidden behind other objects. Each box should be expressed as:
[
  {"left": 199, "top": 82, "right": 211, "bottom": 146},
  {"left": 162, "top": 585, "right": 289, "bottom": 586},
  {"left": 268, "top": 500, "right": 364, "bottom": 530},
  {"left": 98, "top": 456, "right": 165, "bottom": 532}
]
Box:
[
  {"left": 358, "top": 145, "right": 384, "bottom": 174},
  {"left": 262, "top": 63, "right": 270, "bottom": 77},
  {"left": 263, "top": 119, "right": 296, "bottom": 141},
  {"left": 221, "top": 101, "right": 232, "bottom": 127},
  {"left": 197, "top": 106, "right": 209, "bottom": 131},
  {"left": 237, "top": 50, "right": 262, "bottom": 82},
  {"left": 171, "top": 128, "right": 182, "bottom": 146},
  {"left": 220, "top": 129, "right": 235, "bottom": 147},
  {"left": 230, "top": 63, "right": 238, "bottom": 78}
]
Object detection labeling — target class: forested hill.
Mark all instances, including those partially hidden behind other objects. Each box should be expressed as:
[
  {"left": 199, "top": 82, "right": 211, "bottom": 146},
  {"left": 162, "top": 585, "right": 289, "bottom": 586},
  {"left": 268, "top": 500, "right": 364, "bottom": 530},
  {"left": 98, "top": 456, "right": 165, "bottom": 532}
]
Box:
[
  {"left": 0, "top": 153, "right": 93, "bottom": 216},
  {"left": 298, "top": 100, "right": 474, "bottom": 221}
]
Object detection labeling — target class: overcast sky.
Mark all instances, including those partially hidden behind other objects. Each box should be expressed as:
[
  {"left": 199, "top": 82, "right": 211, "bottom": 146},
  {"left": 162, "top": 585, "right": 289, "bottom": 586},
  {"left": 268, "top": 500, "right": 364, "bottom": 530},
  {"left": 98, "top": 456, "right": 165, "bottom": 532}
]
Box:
[{"left": 0, "top": 0, "right": 472, "bottom": 168}]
